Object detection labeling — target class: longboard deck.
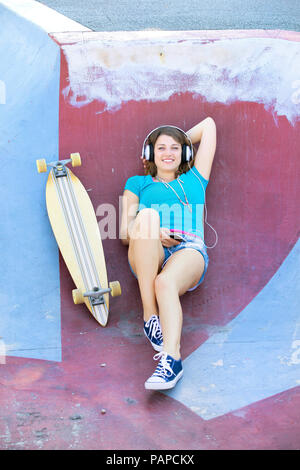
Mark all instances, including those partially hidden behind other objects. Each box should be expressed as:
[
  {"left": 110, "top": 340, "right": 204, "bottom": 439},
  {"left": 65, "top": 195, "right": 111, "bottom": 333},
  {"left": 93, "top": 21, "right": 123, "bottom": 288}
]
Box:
[{"left": 46, "top": 166, "right": 109, "bottom": 326}]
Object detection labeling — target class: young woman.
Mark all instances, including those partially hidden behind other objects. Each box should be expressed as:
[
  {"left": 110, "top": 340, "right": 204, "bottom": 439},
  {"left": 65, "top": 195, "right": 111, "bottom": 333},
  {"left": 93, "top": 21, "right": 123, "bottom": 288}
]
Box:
[{"left": 120, "top": 117, "right": 217, "bottom": 390}]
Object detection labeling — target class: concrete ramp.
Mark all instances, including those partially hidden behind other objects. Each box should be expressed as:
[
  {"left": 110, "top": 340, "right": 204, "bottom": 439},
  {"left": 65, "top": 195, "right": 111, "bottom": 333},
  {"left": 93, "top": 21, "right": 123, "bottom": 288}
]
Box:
[{"left": 0, "top": 0, "right": 299, "bottom": 450}]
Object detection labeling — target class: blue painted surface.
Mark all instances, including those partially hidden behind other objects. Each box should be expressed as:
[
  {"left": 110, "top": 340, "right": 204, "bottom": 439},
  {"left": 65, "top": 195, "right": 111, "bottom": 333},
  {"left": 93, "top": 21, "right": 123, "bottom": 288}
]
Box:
[
  {"left": 0, "top": 6, "right": 61, "bottom": 361},
  {"left": 166, "top": 238, "right": 300, "bottom": 420}
]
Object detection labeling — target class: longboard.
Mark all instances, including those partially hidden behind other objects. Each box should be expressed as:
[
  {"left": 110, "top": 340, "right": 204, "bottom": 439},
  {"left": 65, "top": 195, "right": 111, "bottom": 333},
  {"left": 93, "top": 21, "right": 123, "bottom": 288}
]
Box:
[{"left": 37, "top": 153, "right": 121, "bottom": 326}]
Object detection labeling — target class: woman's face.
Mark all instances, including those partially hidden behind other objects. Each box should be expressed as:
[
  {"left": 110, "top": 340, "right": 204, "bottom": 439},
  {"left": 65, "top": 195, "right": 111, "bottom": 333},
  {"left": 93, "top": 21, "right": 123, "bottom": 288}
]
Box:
[{"left": 154, "top": 134, "right": 182, "bottom": 173}]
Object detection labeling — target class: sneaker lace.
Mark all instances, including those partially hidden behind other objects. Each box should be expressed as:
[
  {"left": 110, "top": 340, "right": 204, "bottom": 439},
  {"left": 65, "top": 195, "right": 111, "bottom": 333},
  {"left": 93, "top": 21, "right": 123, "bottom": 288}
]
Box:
[
  {"left": 152, "top": 352, "right": 174, "bottom": 379},
  {"left": 146, "top": 316, "right": 163, "bottom": 342}
]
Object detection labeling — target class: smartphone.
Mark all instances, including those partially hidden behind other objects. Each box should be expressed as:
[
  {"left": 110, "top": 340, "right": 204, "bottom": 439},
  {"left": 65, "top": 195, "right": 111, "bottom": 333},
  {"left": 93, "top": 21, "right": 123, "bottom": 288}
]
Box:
[{"left": 169, "top": 233, "right": 185, "bottom": 242}]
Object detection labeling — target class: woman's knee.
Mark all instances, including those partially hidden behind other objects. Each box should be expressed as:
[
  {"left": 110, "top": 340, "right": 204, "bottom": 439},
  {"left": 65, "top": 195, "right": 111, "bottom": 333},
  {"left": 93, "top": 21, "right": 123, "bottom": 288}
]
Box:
[
  {"left": 129, "top": 208, "right": 160, "bottom": 240},
  {"left": 155, "top": 271, "right": 176, "bottom": 294},
  {"left": 136, "top": 208, "right": 160, "bottom": 224}
]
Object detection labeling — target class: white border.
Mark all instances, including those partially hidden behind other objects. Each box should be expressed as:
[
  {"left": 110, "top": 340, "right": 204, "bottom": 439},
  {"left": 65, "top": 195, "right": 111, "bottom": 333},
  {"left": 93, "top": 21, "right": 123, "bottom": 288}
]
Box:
[{"left": 0, "top": 0, "right": 91, "bottom": 33}]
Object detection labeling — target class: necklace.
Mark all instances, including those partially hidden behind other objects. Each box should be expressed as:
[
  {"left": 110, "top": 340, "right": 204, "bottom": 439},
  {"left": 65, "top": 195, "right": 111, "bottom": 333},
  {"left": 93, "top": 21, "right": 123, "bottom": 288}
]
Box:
[{"left": 155, "top": 175, "right": 192, "bottom": 212}]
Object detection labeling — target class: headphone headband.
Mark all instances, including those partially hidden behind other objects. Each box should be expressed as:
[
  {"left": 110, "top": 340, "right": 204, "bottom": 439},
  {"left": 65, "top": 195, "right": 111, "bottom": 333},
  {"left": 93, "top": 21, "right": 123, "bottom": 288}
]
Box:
[{"left": 142, "top": 125, "right": 193, "bottom": 163}]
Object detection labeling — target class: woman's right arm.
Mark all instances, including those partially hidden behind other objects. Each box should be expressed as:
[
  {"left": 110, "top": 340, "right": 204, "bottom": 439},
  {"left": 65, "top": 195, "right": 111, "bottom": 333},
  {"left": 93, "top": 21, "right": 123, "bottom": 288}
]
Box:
[
  {"left": 186, "top": 117, "right": 216, "bottom": 181},
  {"left": 120, "top": 189, "right": 139, "bottom": 245}
]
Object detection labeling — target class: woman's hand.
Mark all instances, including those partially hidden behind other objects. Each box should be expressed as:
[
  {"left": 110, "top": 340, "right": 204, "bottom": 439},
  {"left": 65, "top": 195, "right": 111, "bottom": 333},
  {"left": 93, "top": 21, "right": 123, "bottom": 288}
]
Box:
[{"left": 160, "top": 227, "right": 181, "bottom": 247}]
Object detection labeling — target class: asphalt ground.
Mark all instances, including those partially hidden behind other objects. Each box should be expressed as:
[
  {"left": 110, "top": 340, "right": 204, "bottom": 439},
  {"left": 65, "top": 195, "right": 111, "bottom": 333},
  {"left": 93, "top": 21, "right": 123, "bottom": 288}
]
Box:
[{"left": 37, "top": 0, "right": 300, "bottom": 32}]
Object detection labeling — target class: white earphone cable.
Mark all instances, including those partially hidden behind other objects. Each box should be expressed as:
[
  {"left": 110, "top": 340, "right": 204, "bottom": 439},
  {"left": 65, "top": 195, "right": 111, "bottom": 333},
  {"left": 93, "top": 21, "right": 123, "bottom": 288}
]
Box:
[{"left": 188, "top": 162, "right": 218, "bottom": 250}]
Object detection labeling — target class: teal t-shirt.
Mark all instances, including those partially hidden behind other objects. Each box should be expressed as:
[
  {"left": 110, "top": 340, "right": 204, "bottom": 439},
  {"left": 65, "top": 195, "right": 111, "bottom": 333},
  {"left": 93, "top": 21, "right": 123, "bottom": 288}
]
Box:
[{"left": 124, "top": 167, "right": 208, "bottom": 240}]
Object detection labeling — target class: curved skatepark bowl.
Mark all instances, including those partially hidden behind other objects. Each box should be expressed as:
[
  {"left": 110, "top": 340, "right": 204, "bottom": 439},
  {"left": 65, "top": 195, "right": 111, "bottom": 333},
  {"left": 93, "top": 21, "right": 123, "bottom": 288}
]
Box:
[{"left": 0, "top": 0, "right": 300, "bottom": 450}]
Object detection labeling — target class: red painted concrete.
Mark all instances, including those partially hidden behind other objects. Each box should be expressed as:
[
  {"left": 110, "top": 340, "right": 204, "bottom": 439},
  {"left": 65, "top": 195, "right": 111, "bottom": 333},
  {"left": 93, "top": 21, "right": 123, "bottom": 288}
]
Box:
[{"left": 1, "top": 29, "right": 300, "bottom": 450}]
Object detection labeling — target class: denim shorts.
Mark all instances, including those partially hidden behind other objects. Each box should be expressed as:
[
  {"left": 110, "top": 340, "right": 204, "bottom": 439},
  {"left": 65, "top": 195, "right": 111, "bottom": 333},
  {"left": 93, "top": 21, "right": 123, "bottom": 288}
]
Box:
[{"left": 128, "top": 232, "right": 209, "bottom": 292}]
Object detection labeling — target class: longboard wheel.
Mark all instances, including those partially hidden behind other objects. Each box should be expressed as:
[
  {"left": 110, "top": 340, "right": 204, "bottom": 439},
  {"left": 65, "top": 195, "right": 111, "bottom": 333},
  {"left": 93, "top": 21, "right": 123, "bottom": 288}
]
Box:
[
  {"left": 109, "top": 281, "right": 121, "bottom": 297},
  {"left": 36, "top": 159, "right": 47, "bottom": 173},
  {"left": 70, "top": 152, "right": 81, "bottom": 167},
  {"left": 72, "top": 288, "right": 85, "bottom": 304}
]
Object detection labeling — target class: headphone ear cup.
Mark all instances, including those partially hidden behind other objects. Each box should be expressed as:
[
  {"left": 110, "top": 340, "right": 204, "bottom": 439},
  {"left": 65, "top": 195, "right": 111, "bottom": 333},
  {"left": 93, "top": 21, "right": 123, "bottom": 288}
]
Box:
[
  {"left": 144, "top": 144, "right": 150, "bottom": 160},
  {"left": 181, "top": 144, "right": 187, "bottom": 164},
  {"left": 185, "top": 145, "right": 192, "bottom": 162},
  {"left": 181, "top": 144, "right": 192, "bottom": 163},
  {"left": 144, "top": 143, "right": 154, "bottom": 161}
]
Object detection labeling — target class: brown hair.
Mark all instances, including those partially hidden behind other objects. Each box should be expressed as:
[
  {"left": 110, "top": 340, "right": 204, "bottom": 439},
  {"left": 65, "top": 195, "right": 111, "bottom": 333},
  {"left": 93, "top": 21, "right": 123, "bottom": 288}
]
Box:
[{"left": 144, "top": 126, "right": 195, "bottom": 178}]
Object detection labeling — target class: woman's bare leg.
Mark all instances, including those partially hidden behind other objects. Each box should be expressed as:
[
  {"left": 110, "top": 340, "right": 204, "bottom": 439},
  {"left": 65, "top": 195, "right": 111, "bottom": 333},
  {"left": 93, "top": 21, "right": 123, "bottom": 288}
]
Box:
[
  {"left": 154, "top": 249, "right": 205, "bottom": 359},
  {"left": 128, "top": 209, "right": 165, "bottom": 321}
]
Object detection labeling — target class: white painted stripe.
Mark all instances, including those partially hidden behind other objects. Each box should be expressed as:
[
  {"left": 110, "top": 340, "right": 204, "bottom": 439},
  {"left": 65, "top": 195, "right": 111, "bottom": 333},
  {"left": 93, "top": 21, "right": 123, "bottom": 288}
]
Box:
[{"left": 0, "top": 0, "right": 91, "bottom": 33}]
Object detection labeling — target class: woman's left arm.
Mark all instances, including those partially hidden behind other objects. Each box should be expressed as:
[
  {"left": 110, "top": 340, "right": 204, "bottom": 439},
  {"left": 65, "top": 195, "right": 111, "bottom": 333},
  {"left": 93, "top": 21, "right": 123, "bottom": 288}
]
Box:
[{"left": 186, "top": 117, "right": 217, "bottom": 180}]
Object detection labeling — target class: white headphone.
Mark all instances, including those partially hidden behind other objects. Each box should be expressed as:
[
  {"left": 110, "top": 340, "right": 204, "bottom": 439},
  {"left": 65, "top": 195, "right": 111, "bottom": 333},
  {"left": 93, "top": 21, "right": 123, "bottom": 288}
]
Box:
[{"left": 142, "top": 125, "right": 194, "bottom": 163}]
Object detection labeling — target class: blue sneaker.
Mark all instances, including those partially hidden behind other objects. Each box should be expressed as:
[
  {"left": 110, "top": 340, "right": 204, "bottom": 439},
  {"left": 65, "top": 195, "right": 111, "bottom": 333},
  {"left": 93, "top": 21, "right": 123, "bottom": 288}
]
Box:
[
  {"left": 145, "top": 351, "right": 183, "bottom": 390},
  {"left": 143, "top": 315, "right": 163, "bottom": 352}
]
